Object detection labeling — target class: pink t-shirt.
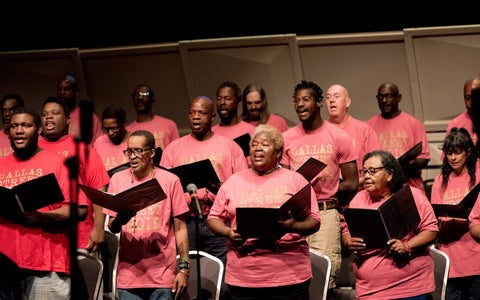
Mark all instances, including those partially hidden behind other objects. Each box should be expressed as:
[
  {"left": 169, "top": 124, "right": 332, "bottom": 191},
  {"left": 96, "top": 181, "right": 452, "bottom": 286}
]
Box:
[
  {"left": 344, "top": 187, "right": 438, "bottom": 299},
  {"left": 246, "top": 114, "right": 289, "bottom": 133},
  {"left": 126, "top": 115, "right": 179, "bottom": 150},
  {"left": 0, "top": 130, "right": 13, "bottom": 159},
  {"left": 431, "top": 170, "right": 480, "bottom": 278},
  {"left": 0, "top": 150, "right": 88, "bottom": 275},
  {"left": 104, "top": 167, "right": 189, "bottom": 289},
  {"left": 329, "top": 116, "right": 381, "bottom": 171},
  {"left": 367, "top": 111, "right": 431, "bottom": 191},
  {"left": 212, "top": 120, "right": 256, "bottom": 140},
  {"left": 446, "top": 111, "right": 473, "bottom": 137},
  {"left": 38, "top": 135, "right": 110, "bottom": 249},
  {"left": 160, "top": 133, "right": 248, "bottom": 215},
  {"left": 93, "top": 134, "right": 128, "bottom": 171},
  {"left": 208, "top": 167, "right": 320, "bottom": 287},
  {"left": 68, "top": 107, "right": 103, "bottom": 145},
  {"left": 281, "top": 121, "right": 357, "bottom": 201}
]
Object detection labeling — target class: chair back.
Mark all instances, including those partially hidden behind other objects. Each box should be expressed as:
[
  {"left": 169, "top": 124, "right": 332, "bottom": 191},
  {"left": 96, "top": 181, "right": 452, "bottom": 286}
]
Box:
[
  {"left": 102, "top": 231, "right": 120, "bottom": 300},
  {"left": 430, "top": 246, "right": 450, "bottom": 300},
  {"left": 177, "top": 250, "right": 224, "bottom": 300},
  {"left": 77, "top": 252, "right": 103, "bottom": 300},
  {"left": 309, "top": 249, "right": 332, "bottom": 300}
]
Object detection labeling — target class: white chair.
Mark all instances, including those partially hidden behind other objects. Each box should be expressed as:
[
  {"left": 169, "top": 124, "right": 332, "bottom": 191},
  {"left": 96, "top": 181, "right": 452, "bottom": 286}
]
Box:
[
  {"left": 430, "top": 245, "right": 450, "bottom": 300},
  {"left": 77, "top": 252, "right": 104, "bottom": 300},
  {"left": 177, "top": 250, "right": 224, "bottom": 300},
  {"left": 309, "top": 249, "right": 332, "bottom": 300},
  {"left": 102, "top": 231, "right": 119, "bottom": 300}
]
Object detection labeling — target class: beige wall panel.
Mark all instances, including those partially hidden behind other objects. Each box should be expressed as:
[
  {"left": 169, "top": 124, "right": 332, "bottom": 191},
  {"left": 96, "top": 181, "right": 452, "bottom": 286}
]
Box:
[
  {"left": 406, "top": 30, "right": 480, "bottom": 130},
  {"left": 298, "top": 36, "right": 412, "bottom": 123},
  {"left": 180, "top": 36, "right": 302, "bottom": 128},
  {"left": 0, "top": 49, "right": 82, "bottom": 113},
  {"left": 80, "top": 48, "right": 189, "bottom": 134}
]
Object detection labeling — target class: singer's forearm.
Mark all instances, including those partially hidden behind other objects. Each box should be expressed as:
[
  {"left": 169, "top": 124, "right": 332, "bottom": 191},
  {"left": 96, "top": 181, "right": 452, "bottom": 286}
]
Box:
[
  {"left": 207, "top": 218, "right": 230, "bottom": 237},
  {"left": 174, "top": 216, "right": 189, "bottom": 259}
]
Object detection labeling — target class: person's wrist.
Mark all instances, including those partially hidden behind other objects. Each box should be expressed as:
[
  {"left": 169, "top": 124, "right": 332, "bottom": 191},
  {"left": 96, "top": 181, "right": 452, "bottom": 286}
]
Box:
[{"left": 179, "top": 269, "right": 190, "bottom": 277}]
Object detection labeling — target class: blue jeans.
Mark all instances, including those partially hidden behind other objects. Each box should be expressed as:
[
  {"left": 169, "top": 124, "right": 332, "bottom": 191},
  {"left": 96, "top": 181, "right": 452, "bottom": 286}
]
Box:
[
  {"left": 187, "top": 217, "right": 227, "bottom": 264},
  {"left": 227, "top": 280, "right": 310, "bottom": 300},
  {"left": 118, "top": 288, "right": 173, "bottom": 300},
  {"left": 395, "top": 294, "right": 428, "bottom": 300}
]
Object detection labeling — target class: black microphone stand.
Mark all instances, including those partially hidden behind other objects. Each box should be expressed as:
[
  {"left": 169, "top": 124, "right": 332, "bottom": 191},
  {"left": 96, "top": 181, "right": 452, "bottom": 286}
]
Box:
[{"left": 194, "top": 213, "right": 202, "bottom": 300}]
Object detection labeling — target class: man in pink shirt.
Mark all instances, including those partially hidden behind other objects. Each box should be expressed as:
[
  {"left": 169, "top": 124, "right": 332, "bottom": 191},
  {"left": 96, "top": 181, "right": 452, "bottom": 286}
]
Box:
[
  {"left": 212, "top": 81, "right": 256, "bottom": 140},
  {"left": 367, "top": 82, "right": 430, "bottom": 192},
  {"left": 326, "top": 84, "right": 380, "bottom": 172},
  {"left": 0, "top": 107, "right": 89, "bottom": 299},
  {"left": 93, "top": 105, "right": 130, "bottom": 171},
  {"left": 38, "top": 97, "right": 110, "bottom": 252},
  {"left": 126, "top": 84, "right": 179, "bottom": 150},
  {"left": 241, "top": 82, "right": 289, "bottom": 132},
  {"left": 0, "top": 93, "right": 24, "bottom": 159},
  {"left": 446, "top": 76, "right": 480, "bottom": 145},
  {"left": 281, "top": 80, "right": 359, "bottom": 290},
  {"left": 56, "top": 75, "right": 103, "bottom": 144},
  {"left": 104, "top": 130, "right": 189, "bottom": 299}
]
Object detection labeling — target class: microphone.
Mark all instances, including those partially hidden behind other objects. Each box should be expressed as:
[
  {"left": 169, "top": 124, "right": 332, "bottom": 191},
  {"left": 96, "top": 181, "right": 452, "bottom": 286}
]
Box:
[{"left": 186, "top": 183, "right": 203, "bottom": 221}]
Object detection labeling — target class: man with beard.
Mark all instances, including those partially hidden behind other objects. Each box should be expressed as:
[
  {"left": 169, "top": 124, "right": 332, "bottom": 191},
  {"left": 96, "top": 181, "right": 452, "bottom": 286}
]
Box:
[
  {"left": 93, "top": 105, "right": 130, "bottom": 171},
  {"left": 0, "top": 93, "right": 24, "bottom": 159},
  {"left": 281, "top": 80, "right": 359, "bottom": 292},
  {"left": 38, "top": 97, "right": 110, "bottom": 253},
  {"left": 126, "top": 84, "right": 179, "bottom": 151},
  {"left": 212, "top": 81, "right": 255, "bottom": 140},
  {"left": 56, "top": 75, "right": 103, "bottom": 143},
  {"left": 0, "top": 107, "right": 88, "bottom": 299},
  {"left": 367, "top": 82, "right": 430, "bottom": 192},
  {"left": 161, "top": 96, "right": 247, "bottom": 299}
]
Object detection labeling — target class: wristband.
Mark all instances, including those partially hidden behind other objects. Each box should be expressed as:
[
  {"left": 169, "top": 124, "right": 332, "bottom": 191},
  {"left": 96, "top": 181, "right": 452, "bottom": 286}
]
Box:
[
  {"left": 179, "top": 269, "right": 190, "bottom": 277},
  {"left": 180, "top": 257, "right": 190, "bottom": 261},
  {"left": 406, "top": 242, "right": 411, "bottom": 255},
  {"left": 178, "top": 260, "right": 190, "bottom": 270}
]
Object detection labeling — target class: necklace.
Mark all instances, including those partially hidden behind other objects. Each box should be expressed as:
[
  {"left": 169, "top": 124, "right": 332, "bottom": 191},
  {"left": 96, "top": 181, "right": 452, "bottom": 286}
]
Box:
[{"left": 130, "top": 166, "right": 155, "bottom": 232}]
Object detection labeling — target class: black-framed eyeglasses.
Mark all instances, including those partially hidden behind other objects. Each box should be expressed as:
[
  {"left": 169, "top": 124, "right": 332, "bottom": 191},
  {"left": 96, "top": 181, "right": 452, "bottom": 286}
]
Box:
[
  {"left": 376, "top": 93, "right": 398, "bottom": 100},
  {"left": 359, "top": 166, "right": 385, "bottom": 176},
  {"left": 123, "top": 148, "right": 153, "bottom": 157}
]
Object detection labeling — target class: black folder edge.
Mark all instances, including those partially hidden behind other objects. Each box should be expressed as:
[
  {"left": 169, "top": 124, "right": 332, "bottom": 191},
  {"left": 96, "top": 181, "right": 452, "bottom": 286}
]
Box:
[
  {"left": 236, "top": 184, "right": 312, "bottom": 239},
  {"left": 397, "top": 142, "right": 422, "bottom": 165},
  {"left": 233, "top": 133, "right": 251, "bottom": 157},
  {"left": 343, "top": 185, "right": 420, "bottom": 249},
  {"left": 432, "top": 181, "right": 480, "bottom": 219},
  {"left": 295, "top": 157, "right": 327, "bottom": 182},
  {"left": 79, "top": 178, "right": 167, "bottom": 213},
  {"left": 164, "top": 159, "right": 221, "bottom": 194}
]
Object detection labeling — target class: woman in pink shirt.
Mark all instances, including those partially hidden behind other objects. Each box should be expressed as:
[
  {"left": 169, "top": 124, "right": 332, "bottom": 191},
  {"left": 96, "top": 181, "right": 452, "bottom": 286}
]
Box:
[
  {"left": 343, "top": 150, "right": 438, "bottom": 300},
  {"left": 208, "top": 125, "right": 320, "bottom": 300},
  {"left": 432, "top": 127, "right": 480, "bottom": 299}
]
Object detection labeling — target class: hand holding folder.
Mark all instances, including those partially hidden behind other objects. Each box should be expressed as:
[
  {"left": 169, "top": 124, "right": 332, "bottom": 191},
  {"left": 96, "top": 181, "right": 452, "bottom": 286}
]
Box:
[{"left": 79, "top": 178, "right": 167, "bottom": 213}]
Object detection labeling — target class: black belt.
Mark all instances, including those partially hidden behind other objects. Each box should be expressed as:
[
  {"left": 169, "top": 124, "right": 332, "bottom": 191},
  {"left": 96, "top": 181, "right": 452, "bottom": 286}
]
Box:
[{"left": 318, "top": 199, "right": 338, "bottom": 210}]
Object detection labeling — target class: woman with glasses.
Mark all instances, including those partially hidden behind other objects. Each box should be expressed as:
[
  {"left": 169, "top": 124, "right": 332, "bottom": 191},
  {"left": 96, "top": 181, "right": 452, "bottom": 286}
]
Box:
[
  {"left": 432, "top": 127, "right": 480, "bottom": 299},
  {"left": 342, "top": 150, "right": 438, "bottom": 300}
]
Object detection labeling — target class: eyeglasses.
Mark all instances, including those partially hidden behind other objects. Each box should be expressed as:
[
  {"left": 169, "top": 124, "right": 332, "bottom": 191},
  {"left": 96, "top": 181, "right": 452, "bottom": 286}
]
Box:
[
  {"left": 123, "top": 148, "right": 153, "bottom": 157},
  {"left": 359, "top": 166, "right": 385, "bottom": 176},
  {"left": 376, "top": 93, "right": 398, "bottom": 100}
]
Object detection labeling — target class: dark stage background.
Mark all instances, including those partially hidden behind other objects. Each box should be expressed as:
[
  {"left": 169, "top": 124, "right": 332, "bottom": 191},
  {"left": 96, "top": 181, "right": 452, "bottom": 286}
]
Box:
[{"left": 2, "top": 2, "right": 480, "bottom": 52}]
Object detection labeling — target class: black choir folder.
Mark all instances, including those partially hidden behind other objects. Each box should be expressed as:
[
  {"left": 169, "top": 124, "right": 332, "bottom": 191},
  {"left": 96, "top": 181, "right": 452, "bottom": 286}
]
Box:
[
  {"left": 233, "top": 133, "right": 251, "bottom": 157},
  {"left": 166, "top": 159, "right": 221, "bottom": 194},
  {"left": 432, "top": 182, "right": 480, "bottom": 219},
  {"left": 236, "top": 184, "right": 312, "bottom": 239},
  {"left": 0, "top": 173, "right": 65, "bottom": 218},
  {"left": 79, "top": 179, "right": 167, "bottom": 213},
  {"left": 343, "top": 185, "right": 420, "bottom": 249},
  {"left": 397, "top": 142, "right": 422, "bottom": 166},
  {"left": 296, "top": 157, "right": 327, "bottom": 182}
]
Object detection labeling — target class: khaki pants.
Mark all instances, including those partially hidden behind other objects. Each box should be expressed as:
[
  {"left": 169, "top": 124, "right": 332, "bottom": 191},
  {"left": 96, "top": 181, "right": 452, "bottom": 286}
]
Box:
[{"left": 306, "top": 208, "right": 342, "bottom": 289}]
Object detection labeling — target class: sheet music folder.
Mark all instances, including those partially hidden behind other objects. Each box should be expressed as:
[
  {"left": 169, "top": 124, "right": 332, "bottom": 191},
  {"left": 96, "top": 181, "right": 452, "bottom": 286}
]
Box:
[
  {"left": 432, "top": 181, "right": 480, "bottom": 219},
  {"left": 296, "top": 157, "right": 327, "bottom": 182},
  {"left": 165, "top": 159, "right": 221, "bottom": 194},
  {"left": 343, "top": 185, "right": 420, "bottom": 249},
  {"left": 0, "top": 173, "right": 65, "bottom": 217},
  {"left": 79, "top": 179, "right": 167, "bottom": 213},
  {"left": 236, "top": 184, "right": 312, "bottom": 239},
  {"left": 233, "top": 133, "right": 251, "bottom": 157},
  {"left": 397, "top": 142, "right": 422, "bottom": 166}
]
